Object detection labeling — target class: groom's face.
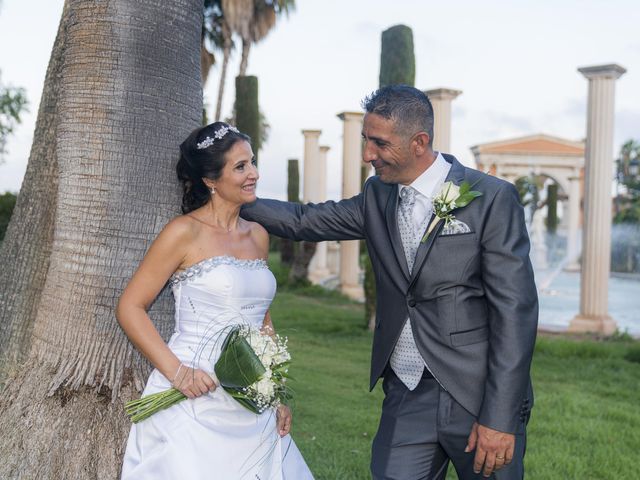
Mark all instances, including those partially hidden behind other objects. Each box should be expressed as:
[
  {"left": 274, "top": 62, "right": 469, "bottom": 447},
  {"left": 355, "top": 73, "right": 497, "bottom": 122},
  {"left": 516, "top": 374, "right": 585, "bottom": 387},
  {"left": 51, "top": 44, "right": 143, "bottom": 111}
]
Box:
[{"left": 361, "top": 113, "right": 416, "bottom": 185}]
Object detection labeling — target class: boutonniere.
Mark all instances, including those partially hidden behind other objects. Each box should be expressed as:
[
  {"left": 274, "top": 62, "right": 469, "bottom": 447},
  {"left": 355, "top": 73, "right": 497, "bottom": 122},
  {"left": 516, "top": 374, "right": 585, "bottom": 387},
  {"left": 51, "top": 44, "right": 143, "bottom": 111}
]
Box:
[{"left": 421, "top": 180, "right": 483, "bottom": 243}]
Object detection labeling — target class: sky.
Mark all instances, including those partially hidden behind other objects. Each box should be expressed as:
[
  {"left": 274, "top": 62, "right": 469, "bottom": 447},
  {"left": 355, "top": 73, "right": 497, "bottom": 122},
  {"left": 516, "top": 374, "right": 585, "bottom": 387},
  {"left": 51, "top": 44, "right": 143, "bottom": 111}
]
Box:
[{"left": 1, "top": 0, "right": 639, "bottom": 200}]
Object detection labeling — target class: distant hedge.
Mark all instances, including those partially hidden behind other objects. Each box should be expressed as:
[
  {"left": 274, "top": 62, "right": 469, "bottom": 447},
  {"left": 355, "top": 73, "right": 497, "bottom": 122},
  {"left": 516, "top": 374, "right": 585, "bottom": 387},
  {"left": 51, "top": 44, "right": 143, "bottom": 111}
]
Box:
[{"left": 0, "top": 191, "right": 17, "bottom": 242}]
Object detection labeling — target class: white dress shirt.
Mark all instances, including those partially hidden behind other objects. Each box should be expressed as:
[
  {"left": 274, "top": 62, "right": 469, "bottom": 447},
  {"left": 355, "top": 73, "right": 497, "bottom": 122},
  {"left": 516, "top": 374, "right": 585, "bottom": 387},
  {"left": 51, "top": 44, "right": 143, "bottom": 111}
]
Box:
[{"left": 398, "top": 152, "right": 451, "bottom": 231}]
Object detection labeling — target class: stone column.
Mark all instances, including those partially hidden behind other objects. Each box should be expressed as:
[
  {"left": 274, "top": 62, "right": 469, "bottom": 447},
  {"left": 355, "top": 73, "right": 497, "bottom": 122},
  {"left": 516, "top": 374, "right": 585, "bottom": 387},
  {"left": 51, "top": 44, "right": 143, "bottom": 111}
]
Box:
[
  {"left": 531, "top": 209, "right": 548, "bottom": 270},
  {"left": 569, "top": 64, "right": 626, "bottom": 334},
  {"left": 564, "top": 172, "right": 582, "bottom": 271},
  {"left": 337, "top": 111, "right": 364, "bottom": 300},
  {"left": 301, "top": 129, "right": 321, "bottom": 203},
  {"left": 327, "top": 241, "right": 340, "bottom": 275},
  {"left": 308, "top": 145, "right": 331, "bottom": 283},
  {"left": 424, "top": 88, "right": 462, "bottom": 154}
]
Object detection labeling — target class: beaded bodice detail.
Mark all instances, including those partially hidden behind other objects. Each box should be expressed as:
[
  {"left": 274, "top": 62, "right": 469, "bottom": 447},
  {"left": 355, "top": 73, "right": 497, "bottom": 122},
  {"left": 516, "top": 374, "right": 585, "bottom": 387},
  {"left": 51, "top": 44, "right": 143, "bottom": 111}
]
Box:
[{"left": 170, "top": 255, "right": 269, "bottom": 287}]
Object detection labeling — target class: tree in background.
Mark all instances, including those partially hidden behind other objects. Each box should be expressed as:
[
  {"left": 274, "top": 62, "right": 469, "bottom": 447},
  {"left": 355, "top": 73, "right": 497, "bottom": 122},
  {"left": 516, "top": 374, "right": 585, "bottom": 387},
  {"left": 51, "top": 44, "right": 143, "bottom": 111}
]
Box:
[
  {"left": 280, "top": 158, "right": 299, "bottom": 266},
  {"left": 615, "top": 139, "right": 640, "bottom": 223},
  {"left": 0, "top": 1, "right": 203, "bottom": 476},
  {"left": 204, "top": 0, "right": 235, "bottom": 121},
  {"left": 379, "top": 25, "right": 415, "bottom": 88},
  {"left": 235, "top": 75, "right": 261, "bottom": 162},
  {"left": 0, "top": 191, "right": 16, "bottom": 242},
  {"left": 515, "top": 175, "right": 540, "bottom": 224},
  {"left": 612, "top": 139, "right": 640, "bottom": 273},
  {"left": 0, "top": 0, "right": 28, "bottom": 158},
  {"left": 224, "top": 0, "right": 294, "bottom": 77},
  {"left": 546, "top": 183, "right": 558, "bottom": 233},
  {"left": 0, "top": 73, "right": 28, "bottom": 161},
  {"left": 210, "top": 0, "right": 294, "bottom": 121}
]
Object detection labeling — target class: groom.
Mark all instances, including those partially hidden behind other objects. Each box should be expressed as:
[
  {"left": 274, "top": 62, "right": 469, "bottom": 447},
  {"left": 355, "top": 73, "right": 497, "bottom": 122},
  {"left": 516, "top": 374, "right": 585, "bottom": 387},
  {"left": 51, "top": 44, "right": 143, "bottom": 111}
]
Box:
[{"left": 242, "top": 85, "right": 538, "bottom": 479}]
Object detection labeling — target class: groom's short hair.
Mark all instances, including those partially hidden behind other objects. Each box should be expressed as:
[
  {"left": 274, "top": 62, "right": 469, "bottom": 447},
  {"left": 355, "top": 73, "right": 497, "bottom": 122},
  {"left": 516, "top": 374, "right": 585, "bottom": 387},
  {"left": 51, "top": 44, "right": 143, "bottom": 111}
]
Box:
[{"left": 362, "top": 85, "right": 434, "bottom": 146}]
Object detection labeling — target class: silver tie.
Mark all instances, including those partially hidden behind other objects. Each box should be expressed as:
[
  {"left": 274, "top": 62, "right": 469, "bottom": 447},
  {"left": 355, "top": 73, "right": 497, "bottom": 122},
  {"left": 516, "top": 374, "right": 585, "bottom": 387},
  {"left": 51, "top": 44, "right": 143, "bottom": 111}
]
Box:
[{"left": 390, "top": 187, "right": 425, "bottom": 390}]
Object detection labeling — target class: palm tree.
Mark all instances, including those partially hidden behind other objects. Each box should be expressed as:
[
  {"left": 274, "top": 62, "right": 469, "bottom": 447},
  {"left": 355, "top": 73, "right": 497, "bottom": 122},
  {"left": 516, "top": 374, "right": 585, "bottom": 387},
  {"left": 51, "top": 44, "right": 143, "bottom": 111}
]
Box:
[
  {"left": 211, "top": 0, "right": 293, "bottom": 121},
  {"left": 233, "top": 0, "right": 294, "bottom": 76},
  {"left": 0, "top": 0, "right": 203, "bottom": 476},
  {"left": 204, "top": 0, "right": 236, "bottom": 121}
]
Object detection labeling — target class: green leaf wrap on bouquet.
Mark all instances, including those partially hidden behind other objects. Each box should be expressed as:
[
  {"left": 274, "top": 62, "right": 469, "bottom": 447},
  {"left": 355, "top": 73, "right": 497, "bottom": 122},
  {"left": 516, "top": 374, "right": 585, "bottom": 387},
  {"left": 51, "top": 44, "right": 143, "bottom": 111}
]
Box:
[
  {"left": 125, "top": 325, "right": 289, "bottom": 421},
  {"left": 215, "top": 326, "right": 266, "bottom": 389}
]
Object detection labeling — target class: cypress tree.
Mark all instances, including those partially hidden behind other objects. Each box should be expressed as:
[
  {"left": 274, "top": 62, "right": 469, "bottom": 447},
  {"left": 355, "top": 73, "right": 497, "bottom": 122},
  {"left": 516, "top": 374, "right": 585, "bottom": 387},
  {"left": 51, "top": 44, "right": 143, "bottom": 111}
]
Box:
[
  {"left": 379, "top": 25, "right": 415, "bottom": 87},
  {"left": 546, "top": 183, "right": 558, "bottom": 233},
  {"left": 280, "top": 159, "right": 299, "bottom": 266},
  {"left": 288, "top": 156, "right": 316, "bottom": 286},
  {"left": 235, "top": 75, "right": 261, "bottom": 163}
]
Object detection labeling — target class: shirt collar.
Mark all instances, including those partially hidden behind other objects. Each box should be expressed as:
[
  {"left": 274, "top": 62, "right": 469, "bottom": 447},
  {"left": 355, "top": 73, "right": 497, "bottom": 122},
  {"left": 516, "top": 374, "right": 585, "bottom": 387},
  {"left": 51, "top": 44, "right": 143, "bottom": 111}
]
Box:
[{"left": 399, "top": 152, "right": 451, "bottom": 199}]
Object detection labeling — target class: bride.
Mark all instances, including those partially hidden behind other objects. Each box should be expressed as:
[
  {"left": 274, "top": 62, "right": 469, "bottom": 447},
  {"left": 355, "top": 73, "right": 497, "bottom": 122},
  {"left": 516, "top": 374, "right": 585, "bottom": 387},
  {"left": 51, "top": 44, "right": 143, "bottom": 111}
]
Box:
[{"left": 117, "top": 122, "right": 314, "bottom": 479}]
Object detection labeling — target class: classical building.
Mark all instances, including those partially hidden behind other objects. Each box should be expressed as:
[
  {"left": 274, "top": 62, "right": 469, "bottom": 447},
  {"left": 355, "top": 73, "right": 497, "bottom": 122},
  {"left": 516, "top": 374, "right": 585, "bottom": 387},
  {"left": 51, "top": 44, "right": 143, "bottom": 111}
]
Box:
[{"left": 471, "top": 134, "right": 585, "bottom": 268}]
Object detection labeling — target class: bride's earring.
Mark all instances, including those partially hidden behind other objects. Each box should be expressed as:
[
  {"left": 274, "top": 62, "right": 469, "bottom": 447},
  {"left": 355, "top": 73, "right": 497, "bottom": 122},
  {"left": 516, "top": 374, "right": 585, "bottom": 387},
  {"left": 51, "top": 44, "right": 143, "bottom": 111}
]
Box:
[{"left": 210, "top": 187, "right": 215, "bottom": 195}]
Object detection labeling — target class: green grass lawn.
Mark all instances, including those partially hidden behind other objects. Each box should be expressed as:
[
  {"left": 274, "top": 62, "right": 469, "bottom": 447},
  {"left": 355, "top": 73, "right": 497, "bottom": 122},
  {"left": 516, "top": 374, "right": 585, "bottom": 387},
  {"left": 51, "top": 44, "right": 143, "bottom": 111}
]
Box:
[{"left": 269, "top": 258, "right": 640, "bottom": 479}]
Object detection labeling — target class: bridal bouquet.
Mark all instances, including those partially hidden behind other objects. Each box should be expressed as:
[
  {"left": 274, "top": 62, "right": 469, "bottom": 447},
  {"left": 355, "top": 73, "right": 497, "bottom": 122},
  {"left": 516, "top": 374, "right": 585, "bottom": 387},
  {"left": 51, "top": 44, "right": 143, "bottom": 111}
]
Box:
[{"left": 125, "top": 325, "right": 292, "bottom": 423}]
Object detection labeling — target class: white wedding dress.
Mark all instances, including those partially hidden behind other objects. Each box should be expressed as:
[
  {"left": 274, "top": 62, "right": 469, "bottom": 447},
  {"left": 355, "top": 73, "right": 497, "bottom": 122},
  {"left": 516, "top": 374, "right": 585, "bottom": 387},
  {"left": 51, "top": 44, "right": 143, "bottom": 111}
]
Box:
[{"left": 121, "top": 256, "right": 314, "bottom": 480}]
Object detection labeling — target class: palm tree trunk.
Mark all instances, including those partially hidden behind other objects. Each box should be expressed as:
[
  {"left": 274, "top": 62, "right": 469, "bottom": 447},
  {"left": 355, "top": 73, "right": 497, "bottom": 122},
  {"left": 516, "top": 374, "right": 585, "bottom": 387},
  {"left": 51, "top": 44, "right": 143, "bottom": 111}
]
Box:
[
  {"left": 201, "top": 37, "right": 215, "bottom": 86},
  {"left": 0, "top": 0, "right": 70, "bottom": 375},
  {"left": 0, "top": 0, "right": 203, "bottom": 476},
  {"left": 214, "top": 22, "right": 232, "bottom": 121},
  {"left": 238, "top": 38, "right": 251, "bottom": 76},
  {"left": 288, "top": 241, "right": 317, "bottom": 285}
]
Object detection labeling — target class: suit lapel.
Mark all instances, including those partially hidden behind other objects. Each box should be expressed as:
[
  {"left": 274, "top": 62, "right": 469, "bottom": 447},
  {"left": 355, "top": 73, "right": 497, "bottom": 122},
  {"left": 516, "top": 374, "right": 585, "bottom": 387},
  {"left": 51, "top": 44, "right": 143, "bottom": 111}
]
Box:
[
  {"left": 385, "top": 184, "right": 411, "bottom": 281},
  {"left": 409, "top": 156, "right": 466, "bottom": 286}
]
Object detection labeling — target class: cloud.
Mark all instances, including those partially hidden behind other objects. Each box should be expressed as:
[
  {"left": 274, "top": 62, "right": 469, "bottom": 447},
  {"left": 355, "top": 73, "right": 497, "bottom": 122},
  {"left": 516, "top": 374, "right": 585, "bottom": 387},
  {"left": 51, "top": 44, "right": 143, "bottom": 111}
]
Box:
[{"left": 474, "top": 110, "right": 535, "bottom": 139}]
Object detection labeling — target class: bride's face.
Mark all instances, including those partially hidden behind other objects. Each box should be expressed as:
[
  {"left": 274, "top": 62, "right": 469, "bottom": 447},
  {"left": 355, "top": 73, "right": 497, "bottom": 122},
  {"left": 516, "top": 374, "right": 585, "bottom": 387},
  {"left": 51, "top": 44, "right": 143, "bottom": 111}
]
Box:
[{"left": 213, "top": 140, "right": 258, "bottom": 204}]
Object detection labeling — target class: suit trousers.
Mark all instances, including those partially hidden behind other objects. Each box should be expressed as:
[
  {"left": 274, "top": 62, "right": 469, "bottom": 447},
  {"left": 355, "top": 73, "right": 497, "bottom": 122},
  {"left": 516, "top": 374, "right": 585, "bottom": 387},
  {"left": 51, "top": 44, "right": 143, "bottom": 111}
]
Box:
[{"left": 371, "top": 371, "right": 527, "bottom": 480}]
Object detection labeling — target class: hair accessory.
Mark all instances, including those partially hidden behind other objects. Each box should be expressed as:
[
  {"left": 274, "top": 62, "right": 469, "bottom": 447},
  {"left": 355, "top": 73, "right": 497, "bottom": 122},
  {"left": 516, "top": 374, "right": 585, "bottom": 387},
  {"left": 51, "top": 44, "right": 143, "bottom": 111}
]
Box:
[{"left": 196, "top": 125, "right": 240, "bottom": 149}]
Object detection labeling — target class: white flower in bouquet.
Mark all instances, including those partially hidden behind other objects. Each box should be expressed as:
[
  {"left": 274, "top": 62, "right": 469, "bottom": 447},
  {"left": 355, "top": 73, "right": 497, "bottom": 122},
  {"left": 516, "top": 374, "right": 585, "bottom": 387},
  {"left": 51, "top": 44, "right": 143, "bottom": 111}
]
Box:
[
  {"left": 273, "top": 348, "right": 291, "bottom": 366},
  {"left": 255, "top": 375, "right": 275, "bottom": 398}
]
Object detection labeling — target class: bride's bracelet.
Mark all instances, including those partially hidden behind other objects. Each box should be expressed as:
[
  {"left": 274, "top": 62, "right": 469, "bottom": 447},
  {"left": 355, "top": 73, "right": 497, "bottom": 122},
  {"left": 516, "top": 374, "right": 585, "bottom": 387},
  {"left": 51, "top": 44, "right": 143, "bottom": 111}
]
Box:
[{"left": 171, "top": 363, "right": 187, "bottom": 385}]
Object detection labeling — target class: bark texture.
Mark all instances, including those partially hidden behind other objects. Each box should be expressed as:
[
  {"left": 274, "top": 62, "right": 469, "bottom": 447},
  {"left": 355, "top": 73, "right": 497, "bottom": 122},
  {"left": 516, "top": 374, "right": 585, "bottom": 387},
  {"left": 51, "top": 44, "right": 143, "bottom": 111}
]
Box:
[
  {"left": 0, "top": 0, "right": 203, "bottom": 477},
  {"left": 0, "top": 362, "right": 136, "bottom": 479}
]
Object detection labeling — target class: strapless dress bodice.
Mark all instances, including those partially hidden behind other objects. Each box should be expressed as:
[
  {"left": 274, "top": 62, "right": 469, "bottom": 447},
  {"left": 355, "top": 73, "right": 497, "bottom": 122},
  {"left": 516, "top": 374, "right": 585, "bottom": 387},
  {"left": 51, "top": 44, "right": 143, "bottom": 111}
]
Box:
[{"left": 167, "top": 255, "right": 277, "bottom": 374}]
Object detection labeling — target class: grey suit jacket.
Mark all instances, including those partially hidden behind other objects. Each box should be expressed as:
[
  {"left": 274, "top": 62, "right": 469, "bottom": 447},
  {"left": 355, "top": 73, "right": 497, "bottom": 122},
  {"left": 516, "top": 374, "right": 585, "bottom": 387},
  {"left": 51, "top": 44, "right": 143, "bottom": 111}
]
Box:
[{"left": 242, "top": 155, "right": 538, "bottom": 434}]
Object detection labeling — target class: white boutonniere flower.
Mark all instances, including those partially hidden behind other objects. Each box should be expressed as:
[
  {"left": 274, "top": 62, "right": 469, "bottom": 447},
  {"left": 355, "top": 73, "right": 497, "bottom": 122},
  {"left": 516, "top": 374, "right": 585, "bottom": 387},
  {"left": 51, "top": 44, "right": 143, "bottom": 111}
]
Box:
[{"left": 421, "top": 180, "right": 483, "bottom": 243}]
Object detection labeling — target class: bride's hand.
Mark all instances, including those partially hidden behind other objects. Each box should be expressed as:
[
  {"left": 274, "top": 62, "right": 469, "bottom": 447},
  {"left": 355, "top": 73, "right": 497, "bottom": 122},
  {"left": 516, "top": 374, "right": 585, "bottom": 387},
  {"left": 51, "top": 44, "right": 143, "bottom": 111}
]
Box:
[
  {"left": 171, "top": 364, "right": 217, "bottom": 399},
  {"left": 276, "top": 404, "right": 292, "bottom": 437},
  {"left": 260, "top": 323, "right": 275, "bottom": 338}
]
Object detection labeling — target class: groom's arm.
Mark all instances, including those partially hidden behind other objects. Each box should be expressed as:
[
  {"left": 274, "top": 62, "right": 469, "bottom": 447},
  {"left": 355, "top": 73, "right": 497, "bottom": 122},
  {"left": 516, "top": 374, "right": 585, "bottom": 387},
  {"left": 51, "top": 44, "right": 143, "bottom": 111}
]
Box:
[
  {"left": 241, "top": 193, "right": 366, "bottom": 242},
  {"left": 478, "top": 181, "right": 538, "bottom": 434}
]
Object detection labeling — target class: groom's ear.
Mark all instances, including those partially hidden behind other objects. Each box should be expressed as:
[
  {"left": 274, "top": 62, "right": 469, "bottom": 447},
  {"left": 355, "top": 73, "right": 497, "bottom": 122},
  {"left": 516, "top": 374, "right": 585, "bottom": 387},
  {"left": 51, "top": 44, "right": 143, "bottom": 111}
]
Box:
[{"left": 412, "top": 132, "right": 430, "bottom": 156}]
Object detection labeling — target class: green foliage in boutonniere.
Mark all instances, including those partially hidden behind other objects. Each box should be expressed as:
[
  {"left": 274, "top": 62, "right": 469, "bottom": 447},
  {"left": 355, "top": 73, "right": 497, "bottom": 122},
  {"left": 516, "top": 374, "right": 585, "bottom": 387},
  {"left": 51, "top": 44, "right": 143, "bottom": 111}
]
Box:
[{"left": 421, "top": 180, "right": 483, "bottom": 242}]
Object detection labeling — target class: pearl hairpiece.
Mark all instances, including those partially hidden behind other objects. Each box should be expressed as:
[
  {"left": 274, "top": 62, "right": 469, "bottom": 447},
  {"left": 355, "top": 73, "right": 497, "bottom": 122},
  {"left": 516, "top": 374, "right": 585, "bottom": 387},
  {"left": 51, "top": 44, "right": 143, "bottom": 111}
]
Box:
[{"left": 196, "top": 125, "right": 240, "bottom": 149}]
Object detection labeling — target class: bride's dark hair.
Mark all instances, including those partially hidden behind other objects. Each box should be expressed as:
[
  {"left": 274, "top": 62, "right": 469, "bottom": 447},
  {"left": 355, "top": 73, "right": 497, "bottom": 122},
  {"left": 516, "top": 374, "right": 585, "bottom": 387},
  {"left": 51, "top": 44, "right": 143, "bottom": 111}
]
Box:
[{"left": 176, "top": 122, "right": 251, "bottom": 213}]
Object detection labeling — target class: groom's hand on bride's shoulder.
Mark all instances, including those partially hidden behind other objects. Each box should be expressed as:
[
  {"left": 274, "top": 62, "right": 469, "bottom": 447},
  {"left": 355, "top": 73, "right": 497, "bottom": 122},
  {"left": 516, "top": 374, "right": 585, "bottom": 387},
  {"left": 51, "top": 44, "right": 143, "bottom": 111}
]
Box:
[
  {"left": 465, "top": 422, "right": 515, "bottom": 477},
  {"left": 276, "top": 405, "right": 292, "bottom": 437}
]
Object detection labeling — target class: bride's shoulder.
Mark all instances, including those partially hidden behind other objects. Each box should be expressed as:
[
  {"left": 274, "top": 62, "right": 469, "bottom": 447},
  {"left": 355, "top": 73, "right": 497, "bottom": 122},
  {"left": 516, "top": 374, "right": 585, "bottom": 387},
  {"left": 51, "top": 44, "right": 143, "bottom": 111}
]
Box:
[
  {"left": 160, "top": 215, "right": 200, "bottom": 242},
  {"left": 245, "top": 220, "right": 268, "bottom": 239},
  {"left": 245, "top": 221, "right": 269, "bottom": 252}
]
